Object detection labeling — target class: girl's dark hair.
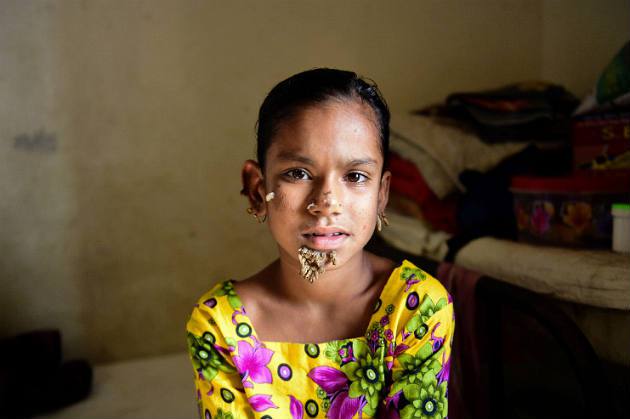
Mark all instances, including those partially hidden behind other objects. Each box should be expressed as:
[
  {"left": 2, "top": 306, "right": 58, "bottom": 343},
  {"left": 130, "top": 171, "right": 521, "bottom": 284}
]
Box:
[{"left": 256, "top": 68, "right": 390, "bottom": 172}]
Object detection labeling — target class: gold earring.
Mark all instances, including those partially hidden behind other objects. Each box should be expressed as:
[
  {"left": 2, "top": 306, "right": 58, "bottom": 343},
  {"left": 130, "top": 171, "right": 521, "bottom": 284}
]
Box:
[
  {"left": 381, "top": 212, "right": 389, "bottom": 227},
  {"left": 376, "top": 212, "right": 389, "bottom": 232},
  {"left": 246, "top": 207, "right": 266, "bottom": 223}
]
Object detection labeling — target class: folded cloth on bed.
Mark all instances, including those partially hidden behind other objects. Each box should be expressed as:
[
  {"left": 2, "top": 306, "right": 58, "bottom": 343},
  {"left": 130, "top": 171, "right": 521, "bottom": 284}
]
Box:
[
  {"left": 389, "top": 152, "right": 458, "bottom": 234},
  {"left": 390, "top": 113, "right": 528, "bottom": 198},
  {"left": 390, "top": 130, "right": 454, "bottom": 199},
  {"left": 444, "top": 81, "right": 578, "bottom": 142},
  {"left": 377, "top": 210, "right": 451, "bottom": 261},
  {"left": 455, "top": 237, "right": 630, "bottom": 311}
]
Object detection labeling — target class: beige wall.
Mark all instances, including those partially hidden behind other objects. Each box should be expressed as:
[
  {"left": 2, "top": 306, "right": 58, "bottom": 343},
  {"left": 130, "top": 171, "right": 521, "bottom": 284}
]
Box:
[
  {"left": 1, "top": 0, "right": 627, "bottom": 363},
  {"left": 542, "top": 0, "right": 630, "bottom": 97}
]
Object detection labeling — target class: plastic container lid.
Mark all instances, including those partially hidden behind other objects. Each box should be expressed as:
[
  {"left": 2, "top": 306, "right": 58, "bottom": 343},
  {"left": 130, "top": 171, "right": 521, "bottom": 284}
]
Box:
[{"left": 511, "top": 173, "right": 630, "bottom": 193}]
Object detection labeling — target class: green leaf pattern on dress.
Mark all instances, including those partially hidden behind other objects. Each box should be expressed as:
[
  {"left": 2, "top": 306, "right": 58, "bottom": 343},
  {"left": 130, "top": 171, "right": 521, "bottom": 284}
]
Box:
[
  {"left": 405, "top": 295, "right": 447, "bottom": 339},
  {"left": 342, "top": 341, "right": 386, "bottom": 417},
  {"left": 187, "top": 332, "right": 236, "bottom": 382},
  {"left": 215, "top": 281, "right": 242, "bottom": 310}
]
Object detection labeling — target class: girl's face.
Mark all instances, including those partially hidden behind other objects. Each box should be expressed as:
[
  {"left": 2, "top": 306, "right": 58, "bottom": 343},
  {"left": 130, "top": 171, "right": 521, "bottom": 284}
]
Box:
[{"left": 261, "top": 99, "right": 390, "bottom": 267}]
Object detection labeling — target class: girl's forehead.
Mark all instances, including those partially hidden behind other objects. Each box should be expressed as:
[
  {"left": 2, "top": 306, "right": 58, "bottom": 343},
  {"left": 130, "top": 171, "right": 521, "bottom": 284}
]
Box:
[{"left": 267, "top": 101, "right": 382, "bottom": 164}]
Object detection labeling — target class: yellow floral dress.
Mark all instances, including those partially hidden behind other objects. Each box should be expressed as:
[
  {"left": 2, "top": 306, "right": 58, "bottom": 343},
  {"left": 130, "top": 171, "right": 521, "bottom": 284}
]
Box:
[{"left": 186, "top": 260, "right": 454, "bottom": 419}]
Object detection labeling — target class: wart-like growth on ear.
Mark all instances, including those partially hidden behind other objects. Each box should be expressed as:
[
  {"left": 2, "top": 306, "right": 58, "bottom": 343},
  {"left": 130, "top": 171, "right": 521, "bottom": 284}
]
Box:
[{"left": 298, "top": 246, "right": 337, "bottom": 283}]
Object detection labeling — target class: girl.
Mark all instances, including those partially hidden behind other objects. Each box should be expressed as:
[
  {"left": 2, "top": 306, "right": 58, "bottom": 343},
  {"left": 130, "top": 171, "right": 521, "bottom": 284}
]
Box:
[{"left": 187, "top": 68, "right": 453, "bottom": 419}]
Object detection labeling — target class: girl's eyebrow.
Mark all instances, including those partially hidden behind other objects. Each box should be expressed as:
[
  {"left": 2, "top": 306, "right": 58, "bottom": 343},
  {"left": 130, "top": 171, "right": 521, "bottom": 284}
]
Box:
[
  {"left": 348, "top": 158, "right": 377, "bottom": 167},
  {"left": 276, "top": 151, "right": 315, "bottom": 165},
  {"left": 276, "top": 151, "right": 377, "bottom": 167}
]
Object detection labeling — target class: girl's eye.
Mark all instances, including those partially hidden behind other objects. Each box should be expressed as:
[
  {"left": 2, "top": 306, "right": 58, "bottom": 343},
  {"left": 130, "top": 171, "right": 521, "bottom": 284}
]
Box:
[
  {"left": 346, "top": 172, "right": 368, "bottom": 183},
  {"left": 284, "top": 169, "right": 311, "bottom": 180}
]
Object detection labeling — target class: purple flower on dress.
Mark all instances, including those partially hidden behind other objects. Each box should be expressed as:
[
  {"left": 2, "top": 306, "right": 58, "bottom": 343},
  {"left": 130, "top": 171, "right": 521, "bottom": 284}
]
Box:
[
  {"left": 308, "top": 366, "right": 348, "bottom": 393},
  {"left": 203, "top": 298, "right": 217, "bottom": 308},
  {"left": 380, "top": 315, "right": 390, "bottom": 327},
  {"left": 249, "top": 394, "right": 278, "bottom": 412},
  {"left": 307, "top": 366, "right": 362, "bottom": 419},
  {"left": 387, "top": 342, "right": 409, "bottom": 370},
  {"left": 383, "top": 389, "right": 403, "bottom": 418},
  {"left": 406, "top": 292, "right": 420, "bottom": 310},
  {"left": 330, "top": 392, "right": 364, "bottom": 419},
  {"left": 436, "top": 350, "right": 450, "bottom": 384},
  {"left": 233, "top": 340, "right": 274, "bottom": 388},
  {"left": 339, "top": 342, "right": 355, "bottom": 366},
  {"left": 231, "top": 307, "right": 246, "bottom": 325},
  {"left": 405, "top": 275, "right": 420, "bottom": 292},
  {"left": 289, "top": 395, "right": 303, "bottom": 419},
  {"left": 384, "top": 329, "right": 394, "bottom": 341},
  {"left": 430, "top": 322, "right": 445, "bottom": 352},
  {"left": 214, "top": 343, "right": 231, "bottom": 357}
]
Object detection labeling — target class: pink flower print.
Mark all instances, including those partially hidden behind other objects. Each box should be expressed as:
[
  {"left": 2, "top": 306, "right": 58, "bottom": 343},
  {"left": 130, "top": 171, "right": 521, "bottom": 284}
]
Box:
[
  {"left": 233, "top": 340, "right": 274, "bottom": 388},
  {"left": 436, "top": 350, "right": 450, "bottom": 384},
  {"left": 308, "top": 366, "right": 349, "bottom": 393},
  {"left": 530, "top": 201, "right": 554, "bottom": 235},
  {"left": 384, "top": 329, "right": 394, "bottom": 341},
  {"left": 289, "top": 395, "right": 303, "bottom": 419},
  {"left": 329, "top": 391, "right": 363, "bottom": 419},
  {"left": 307, "top": 366, "right": 362, "bottom": 419},
  {"left": 248, "top": 394, "right": 278, "bottom": 412}
]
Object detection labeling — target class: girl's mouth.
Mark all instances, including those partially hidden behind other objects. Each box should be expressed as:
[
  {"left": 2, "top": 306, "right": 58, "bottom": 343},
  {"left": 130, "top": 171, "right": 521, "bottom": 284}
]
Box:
[
  {"left": 302, "top": 232, "right": 349, "bottom": 249},
  {"left": 303, "top": 232, "right": 346, "bottom": 237}
]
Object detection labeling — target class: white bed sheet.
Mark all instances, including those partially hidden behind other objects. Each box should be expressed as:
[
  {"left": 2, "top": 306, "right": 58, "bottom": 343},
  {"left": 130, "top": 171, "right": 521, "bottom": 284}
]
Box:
[{"left": 36, "top": 352, "right": 196, "bottom": 419}]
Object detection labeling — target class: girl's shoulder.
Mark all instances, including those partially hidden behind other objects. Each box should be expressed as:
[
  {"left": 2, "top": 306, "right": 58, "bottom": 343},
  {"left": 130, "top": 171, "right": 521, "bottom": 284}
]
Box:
[
  {"left": 194, "top": 279, "right": 241, "bottom": 310},
  {"left": 187, "top": 279, "right": 243, "bottom": 338},
  {"left": 380, "top": 259, "right": 452, "bottom": 320}
]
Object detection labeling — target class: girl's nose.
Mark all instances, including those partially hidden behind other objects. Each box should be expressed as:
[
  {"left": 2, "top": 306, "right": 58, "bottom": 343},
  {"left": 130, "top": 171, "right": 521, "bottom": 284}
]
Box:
[{"left": 307, "top": 192, "right": 343, "bottom": 216}]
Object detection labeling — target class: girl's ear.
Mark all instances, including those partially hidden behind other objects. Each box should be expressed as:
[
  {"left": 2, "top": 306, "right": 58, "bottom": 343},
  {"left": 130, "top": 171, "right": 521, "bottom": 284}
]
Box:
[
  {"left": 241, "top": 160, "right": 267, "bottom": 214},
  {"left": 378, "top": 170, "right": 391, "bottom": 213}
]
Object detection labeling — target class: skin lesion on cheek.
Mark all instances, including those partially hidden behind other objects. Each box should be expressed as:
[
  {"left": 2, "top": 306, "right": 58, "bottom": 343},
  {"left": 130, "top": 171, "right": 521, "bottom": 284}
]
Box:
[
  {"left": 273, "top": 180, "right": 312, "bottom": 213},
  {"left": 267, "top": 184, "right": 290, "bottom": 211}
]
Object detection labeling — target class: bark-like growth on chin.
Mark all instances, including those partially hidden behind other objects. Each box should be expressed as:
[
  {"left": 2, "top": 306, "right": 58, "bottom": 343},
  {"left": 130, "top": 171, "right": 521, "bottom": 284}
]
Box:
[{"left": 297, "top": 246, "right": 337, "bottom": 283}]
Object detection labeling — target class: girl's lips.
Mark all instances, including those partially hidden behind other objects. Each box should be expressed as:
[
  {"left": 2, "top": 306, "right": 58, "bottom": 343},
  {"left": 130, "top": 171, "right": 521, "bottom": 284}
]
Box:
[{"left": 302, "top": 233, "right": 349, "bottom": 250}]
